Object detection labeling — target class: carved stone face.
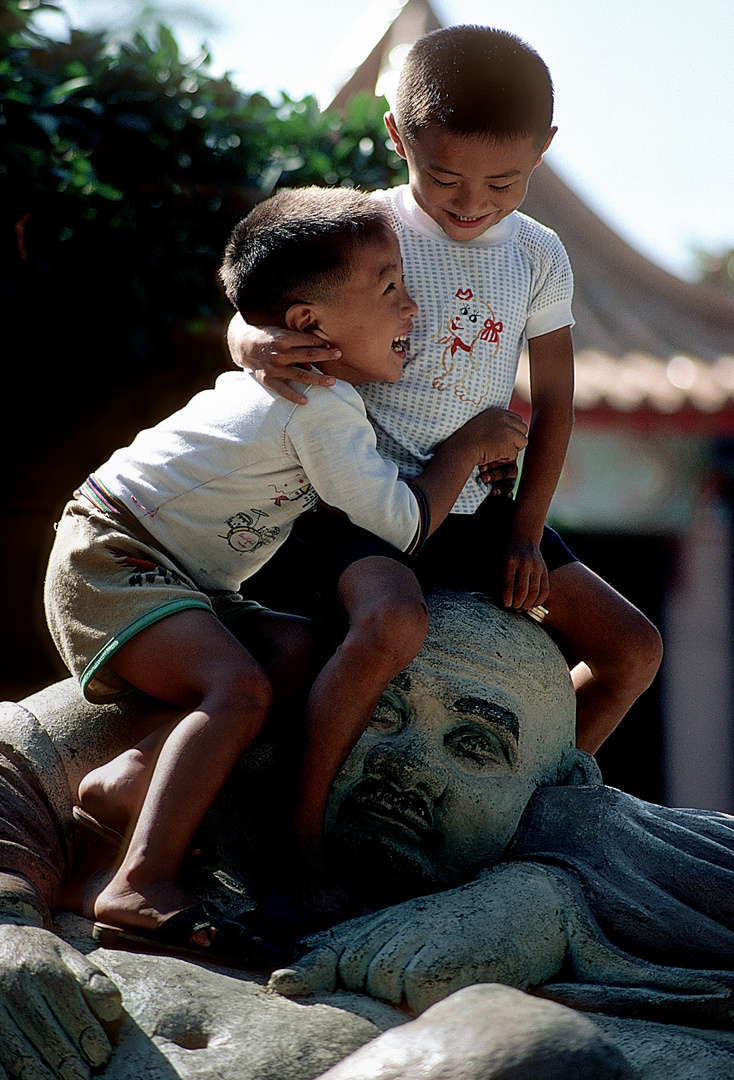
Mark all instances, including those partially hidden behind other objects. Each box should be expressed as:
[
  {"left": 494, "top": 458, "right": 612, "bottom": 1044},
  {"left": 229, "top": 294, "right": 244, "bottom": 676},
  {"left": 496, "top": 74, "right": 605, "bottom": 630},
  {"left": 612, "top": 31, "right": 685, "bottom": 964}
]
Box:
[{"left": 325, "top": 591, "right": 578, "bottom": 903}]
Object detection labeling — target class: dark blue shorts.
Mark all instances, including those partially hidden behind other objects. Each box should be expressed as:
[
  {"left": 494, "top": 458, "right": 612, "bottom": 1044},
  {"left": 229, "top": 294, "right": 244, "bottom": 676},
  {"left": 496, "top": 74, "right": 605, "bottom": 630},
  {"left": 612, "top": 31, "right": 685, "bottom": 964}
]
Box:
[{"left": 294, "top": 494, "right": 577, "bottom": 609}]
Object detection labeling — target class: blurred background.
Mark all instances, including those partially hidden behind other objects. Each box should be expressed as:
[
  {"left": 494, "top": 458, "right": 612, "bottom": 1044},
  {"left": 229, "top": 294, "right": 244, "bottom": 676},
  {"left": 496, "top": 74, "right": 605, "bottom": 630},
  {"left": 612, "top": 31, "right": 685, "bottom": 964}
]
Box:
[{"left": 2, "top": 0, "right": 733, "bottom": 810}]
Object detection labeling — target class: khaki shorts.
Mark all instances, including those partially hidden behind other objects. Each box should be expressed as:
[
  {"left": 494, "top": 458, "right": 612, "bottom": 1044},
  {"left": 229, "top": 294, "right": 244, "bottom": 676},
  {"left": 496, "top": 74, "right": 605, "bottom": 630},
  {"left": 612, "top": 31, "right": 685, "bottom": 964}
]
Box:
[{"left": 44, "top": 499, "right": 261, "bottom": 703}]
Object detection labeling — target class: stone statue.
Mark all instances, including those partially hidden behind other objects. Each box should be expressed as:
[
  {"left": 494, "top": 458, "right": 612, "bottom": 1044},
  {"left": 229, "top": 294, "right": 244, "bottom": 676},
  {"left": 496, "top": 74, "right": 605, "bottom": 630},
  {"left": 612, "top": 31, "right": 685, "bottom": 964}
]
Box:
[
  {"left": 1, "top": 590, "right": 734, "bottom": 1079},
  {"left": 275, "top": 591, "right": 734, "bottom": 1021}
]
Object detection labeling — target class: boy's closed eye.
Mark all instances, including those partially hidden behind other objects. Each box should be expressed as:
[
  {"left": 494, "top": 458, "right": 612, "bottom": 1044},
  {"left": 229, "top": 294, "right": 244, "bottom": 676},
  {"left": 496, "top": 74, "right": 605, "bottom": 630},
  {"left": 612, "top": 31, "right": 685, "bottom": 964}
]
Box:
[
  {"left": 428, "top": 173, "right": 513, "bottom": 194},
  {"left": 429, "top": 174, "right": 457, "bottom": 188}
]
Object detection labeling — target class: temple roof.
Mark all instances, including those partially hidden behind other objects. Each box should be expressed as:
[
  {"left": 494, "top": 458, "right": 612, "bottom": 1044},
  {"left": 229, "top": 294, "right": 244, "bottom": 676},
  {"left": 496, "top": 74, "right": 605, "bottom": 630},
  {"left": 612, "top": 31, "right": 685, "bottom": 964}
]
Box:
[
  {"left": 523, "top": 163, "right": 734, "bottom": 364},
  {"left": 518, "top": 163, "right": 734, "bottom": 431}
]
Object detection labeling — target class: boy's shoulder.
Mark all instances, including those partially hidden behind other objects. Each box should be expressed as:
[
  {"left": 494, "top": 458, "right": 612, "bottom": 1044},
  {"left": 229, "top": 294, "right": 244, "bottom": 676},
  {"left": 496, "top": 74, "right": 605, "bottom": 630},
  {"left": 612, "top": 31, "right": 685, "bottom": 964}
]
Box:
[
  {"left": 208, "top": 370, "right": 366, "bottom": 426},
  {"left": 370, "top": 185, "right": 403, "bottom": 234},
  {"left": 286, "top": 375, "right": 369, "bottom": 424},
  {"left": 196, "top": 370, "right": 301, "bottom": 430},
  {"left": 513, "top": 211, "right": 570, "bottom": 266},
  {"left": 208, "top": 369, "right": 279, "bottom": 412},
  {"left": 514, "top": 210, "right": 563, "bottom": 243},
  {"left": 370, "top": 186, "right": 394, "bottom": 206}
]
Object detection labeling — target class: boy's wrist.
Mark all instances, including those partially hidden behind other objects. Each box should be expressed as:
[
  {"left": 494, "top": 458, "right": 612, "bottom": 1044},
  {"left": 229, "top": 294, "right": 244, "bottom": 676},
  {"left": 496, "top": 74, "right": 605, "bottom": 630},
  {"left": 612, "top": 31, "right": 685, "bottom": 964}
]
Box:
[
  {"left": 435, "top": 430, "right": 483, "bottom": 470},
  {"left": 509, "top": 513, "right": 544, "bottom": 548},
  {"left": 511, "top": 487, "right": 551, "bottom": 542}
]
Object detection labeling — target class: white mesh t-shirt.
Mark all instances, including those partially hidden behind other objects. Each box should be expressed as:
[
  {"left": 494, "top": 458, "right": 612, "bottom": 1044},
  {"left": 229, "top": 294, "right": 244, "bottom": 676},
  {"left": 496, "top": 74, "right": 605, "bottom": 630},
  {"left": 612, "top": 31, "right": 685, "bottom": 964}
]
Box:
[{"left": 361, "top": 185, "right": 574, "bottom": 513}]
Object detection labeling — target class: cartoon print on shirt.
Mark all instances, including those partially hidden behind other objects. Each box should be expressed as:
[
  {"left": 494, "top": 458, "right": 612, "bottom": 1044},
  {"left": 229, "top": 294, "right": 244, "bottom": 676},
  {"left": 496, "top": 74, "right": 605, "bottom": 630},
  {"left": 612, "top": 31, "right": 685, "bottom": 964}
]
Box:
[
  {"left": 220, "top": 510, "right": 280, "bottom": 554},
  {"left": 431, "top": 287, "right": 503, "bottom": 405},
  {"left": 268, "top": 474, "right": 316, "bottom": 510}
]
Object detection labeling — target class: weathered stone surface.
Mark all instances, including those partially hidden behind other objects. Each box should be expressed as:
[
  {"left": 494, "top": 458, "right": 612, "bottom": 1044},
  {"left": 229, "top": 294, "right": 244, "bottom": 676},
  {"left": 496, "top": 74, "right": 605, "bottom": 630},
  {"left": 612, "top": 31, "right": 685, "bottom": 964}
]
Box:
[
  {"left": 316, "top": 983, "right": 636, "bottom": 1079},
  {"left": 592, "top": 1017, "right": 734, "bottom": 1080},
  {"left": 54, "top": 913, "right": 734, "bottom": 1080},
  {"left": 57, "top": 913, "right": 404, "bottom": 1080}
]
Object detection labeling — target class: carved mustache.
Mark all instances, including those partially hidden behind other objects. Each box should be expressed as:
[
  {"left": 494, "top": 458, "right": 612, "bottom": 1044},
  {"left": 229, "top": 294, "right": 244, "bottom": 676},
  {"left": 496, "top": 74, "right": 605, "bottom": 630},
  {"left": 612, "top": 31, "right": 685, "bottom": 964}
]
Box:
[{"left": 348, "top": 776, "right": 435, "bottom": 834}]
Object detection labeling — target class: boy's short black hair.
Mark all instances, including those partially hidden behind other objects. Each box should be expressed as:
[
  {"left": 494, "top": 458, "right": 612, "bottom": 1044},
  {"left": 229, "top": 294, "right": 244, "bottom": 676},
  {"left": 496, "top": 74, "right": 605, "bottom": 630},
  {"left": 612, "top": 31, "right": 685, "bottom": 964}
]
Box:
[
  {"left": 394, "top": 26, "right": 554, "bottom": 147},
  {"left": 220, "top": 186, "right": 392, "bottom": 322}
]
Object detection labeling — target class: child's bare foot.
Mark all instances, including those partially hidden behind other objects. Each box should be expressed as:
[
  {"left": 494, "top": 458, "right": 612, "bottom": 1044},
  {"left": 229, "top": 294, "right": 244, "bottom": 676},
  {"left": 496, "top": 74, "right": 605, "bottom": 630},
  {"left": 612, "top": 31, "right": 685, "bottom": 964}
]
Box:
[
  {"left": 78, "top": 749, "right": 150, "bottom": 836},
  {"left": 92, "top": 874, "right": 289, "bottom": 969},
  {"left": 94, "top": 876, "right": 213, "bottom": 944}
]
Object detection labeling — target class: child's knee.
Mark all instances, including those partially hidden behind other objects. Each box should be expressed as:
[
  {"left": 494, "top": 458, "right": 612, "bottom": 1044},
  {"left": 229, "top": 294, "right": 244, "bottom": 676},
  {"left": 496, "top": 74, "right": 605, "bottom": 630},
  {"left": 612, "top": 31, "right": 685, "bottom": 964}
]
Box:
[
  {"left": 627, "top": 614, "right": 663, "bottom": 686},
  {"left": 597, "top": 610, "right": 662, "bottom": 694},
  {"left": 352, "top": 593, "right": 429, "bottom": 661}
]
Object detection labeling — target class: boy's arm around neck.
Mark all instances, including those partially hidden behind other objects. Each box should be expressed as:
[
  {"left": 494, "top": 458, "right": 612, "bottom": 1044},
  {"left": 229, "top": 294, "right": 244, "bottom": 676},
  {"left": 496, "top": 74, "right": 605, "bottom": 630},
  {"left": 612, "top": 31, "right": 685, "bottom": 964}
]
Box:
[{"left": 227, "top": 312, "right": 338, "bottom": 405}]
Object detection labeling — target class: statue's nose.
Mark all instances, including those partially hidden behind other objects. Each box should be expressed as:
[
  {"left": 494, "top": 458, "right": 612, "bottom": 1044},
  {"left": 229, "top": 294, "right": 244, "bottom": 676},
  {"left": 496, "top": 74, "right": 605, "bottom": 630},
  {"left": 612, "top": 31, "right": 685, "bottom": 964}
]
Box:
[{"left": 364, "top": 740, "right": 447, "bottom": 800}]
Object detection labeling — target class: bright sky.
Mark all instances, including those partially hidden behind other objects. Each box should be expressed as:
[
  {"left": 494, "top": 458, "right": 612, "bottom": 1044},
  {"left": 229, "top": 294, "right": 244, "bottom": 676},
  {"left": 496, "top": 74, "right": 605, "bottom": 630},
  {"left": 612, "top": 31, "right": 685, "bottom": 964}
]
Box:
[{"left": 38, "top": 0, "right": 734, "bottom": 282}]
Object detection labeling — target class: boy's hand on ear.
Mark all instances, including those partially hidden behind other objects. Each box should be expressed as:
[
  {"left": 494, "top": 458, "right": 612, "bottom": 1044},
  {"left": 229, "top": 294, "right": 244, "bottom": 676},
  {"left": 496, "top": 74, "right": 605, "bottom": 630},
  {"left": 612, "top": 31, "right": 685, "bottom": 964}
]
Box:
[
  {"left": 227, "top": 315, "right": 338, "bottom": 405},
  {"left": 502, "top": 538, "right": 549, "bottom": 611}
]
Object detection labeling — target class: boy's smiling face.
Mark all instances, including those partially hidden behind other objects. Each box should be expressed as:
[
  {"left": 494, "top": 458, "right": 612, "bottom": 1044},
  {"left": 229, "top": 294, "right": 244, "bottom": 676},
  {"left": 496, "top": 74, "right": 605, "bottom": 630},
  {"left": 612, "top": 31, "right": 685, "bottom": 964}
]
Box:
[
  {"left": 386, "top": 114, "right": 555, "bottom": 243},
  {"left": 286, "top": 228, "right": 418, "bottom": 385}
]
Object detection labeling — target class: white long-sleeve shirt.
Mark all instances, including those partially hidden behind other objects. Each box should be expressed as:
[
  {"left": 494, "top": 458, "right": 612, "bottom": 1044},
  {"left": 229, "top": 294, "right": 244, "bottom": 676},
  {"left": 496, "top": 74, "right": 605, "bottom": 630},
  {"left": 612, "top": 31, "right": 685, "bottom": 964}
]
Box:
[{"left": 90, "top": 371, "right": 427, "bottom": 593}]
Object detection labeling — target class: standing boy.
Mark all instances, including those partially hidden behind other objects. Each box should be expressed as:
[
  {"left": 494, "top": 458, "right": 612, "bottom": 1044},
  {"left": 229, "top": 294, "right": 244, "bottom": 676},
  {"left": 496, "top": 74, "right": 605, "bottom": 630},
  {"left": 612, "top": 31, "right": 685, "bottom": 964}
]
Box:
[
  {"left": 44, "top": 186, "right": 527, "bottom": 958},
  {"left": 228, "top": 26, "right": 663, "bottom": 755}
]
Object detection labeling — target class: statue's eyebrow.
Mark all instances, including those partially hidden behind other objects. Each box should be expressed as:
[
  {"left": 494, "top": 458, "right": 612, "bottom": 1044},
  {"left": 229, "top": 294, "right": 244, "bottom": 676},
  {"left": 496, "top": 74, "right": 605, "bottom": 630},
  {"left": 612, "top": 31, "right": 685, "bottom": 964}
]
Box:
[{"left": 451, "top": 697, "right": 519, "bottom": 744}]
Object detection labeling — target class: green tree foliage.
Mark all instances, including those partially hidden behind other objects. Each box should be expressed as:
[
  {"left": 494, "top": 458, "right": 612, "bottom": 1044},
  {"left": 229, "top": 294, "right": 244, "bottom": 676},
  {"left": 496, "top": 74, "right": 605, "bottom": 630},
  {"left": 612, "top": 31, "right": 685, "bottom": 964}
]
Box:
[{"left": 1, "top": 0, "right": 407, "bottom": 462}]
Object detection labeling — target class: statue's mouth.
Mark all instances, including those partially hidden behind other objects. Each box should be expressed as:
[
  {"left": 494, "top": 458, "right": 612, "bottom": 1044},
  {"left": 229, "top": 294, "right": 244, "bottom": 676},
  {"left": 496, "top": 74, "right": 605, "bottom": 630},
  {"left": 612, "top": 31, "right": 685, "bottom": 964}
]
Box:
[{"left": 347, "top": 777, "right": 434, "bottom": 835}]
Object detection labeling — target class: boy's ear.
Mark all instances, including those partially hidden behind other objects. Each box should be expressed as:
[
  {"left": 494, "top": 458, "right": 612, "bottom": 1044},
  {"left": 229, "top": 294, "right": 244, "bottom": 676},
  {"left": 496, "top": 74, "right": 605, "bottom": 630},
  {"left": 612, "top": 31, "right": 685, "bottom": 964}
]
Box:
[
  {"left": 534, "top": 126, "right": 558, "bottom": 166},
  {"left": 284, "top": 302, "right": 329, "bottom": 340},
  {"left": 384, "top": 112, "right": 408, "bottom": 160}
]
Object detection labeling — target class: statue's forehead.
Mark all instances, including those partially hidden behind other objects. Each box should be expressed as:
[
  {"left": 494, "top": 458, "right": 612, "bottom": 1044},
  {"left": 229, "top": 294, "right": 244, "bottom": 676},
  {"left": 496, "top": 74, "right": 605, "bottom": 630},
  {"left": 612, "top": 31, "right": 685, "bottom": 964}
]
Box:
[
  {"left": 400, "top": 634, "right": 574, "bottom": 761},
  {"left": 418, "top": 597, "right": 573, "bottom": 706},
  {"left": 394, "top": 664, "right": 526, "bottom": 729}
]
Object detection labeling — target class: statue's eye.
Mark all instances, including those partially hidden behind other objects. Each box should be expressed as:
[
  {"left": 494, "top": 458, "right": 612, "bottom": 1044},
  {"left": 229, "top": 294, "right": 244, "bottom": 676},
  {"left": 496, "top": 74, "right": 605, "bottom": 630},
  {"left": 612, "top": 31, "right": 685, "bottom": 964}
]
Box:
[
  {"left": 445, "top": 725, "right": 513, "bottom": 768},
  {"left": 369, "top": 690, "right": 405, "bottom": 733}
]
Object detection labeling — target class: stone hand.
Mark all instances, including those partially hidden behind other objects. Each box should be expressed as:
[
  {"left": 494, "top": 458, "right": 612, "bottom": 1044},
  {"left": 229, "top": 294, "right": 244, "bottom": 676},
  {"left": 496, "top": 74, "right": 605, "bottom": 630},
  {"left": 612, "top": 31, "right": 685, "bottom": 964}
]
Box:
[
  {"left": 270, "top": 865, "right": 568, "bottom": 1014},
  {"left": 0, "top": 924, "right": 122, "bottom": 1080}
]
